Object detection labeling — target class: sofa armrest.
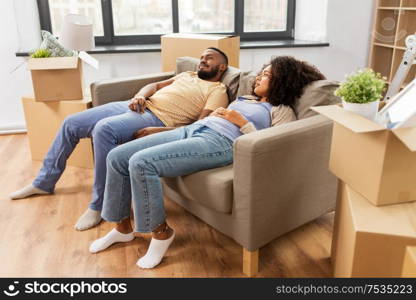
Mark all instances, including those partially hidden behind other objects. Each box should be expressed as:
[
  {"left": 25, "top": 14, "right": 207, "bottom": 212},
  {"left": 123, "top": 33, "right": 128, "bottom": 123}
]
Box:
[
  {"left": 233, "top": 115, "right": 337, "bottom": 250},
  {"left": 90, "top": 72, "right": 175, "bottom": 107}
]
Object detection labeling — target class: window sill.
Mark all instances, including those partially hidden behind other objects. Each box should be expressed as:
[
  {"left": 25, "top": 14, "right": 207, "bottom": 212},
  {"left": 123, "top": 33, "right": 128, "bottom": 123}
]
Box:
[{"left": 15, "top": 39, "right": 329, "bottom": 57}]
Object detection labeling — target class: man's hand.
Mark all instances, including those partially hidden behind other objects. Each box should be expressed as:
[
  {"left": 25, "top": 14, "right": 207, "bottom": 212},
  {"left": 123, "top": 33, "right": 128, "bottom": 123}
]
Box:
[
  {"left": 129, "top": 95, "right": 147, "bottom": 113},
  {"left": 211, "top": 107, "right": 248, "bottom": 128},
  {"left": 133, "top": 127, "right": 173, "bottom": 139}
]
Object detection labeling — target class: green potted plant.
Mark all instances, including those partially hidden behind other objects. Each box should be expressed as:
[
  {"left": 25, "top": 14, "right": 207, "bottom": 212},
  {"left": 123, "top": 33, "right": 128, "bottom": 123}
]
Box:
[{"left": 335, "top": 68, "right": 387, "bottom": 121}]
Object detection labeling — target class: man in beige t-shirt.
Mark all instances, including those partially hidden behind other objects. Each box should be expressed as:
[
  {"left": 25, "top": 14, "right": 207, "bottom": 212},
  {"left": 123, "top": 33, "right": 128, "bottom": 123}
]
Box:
[
  {"left": 130, "top": 48, "right": 229, "bottom": 137},
  {"left": 10, "top": 48, "right": 230, "bottom": 231}
]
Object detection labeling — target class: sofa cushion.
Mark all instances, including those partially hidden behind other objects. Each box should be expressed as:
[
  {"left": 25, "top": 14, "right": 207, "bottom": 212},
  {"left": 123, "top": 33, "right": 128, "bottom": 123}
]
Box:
[
  {"left": 163, "top": 165, "right": 233, "bottom": 214},
  {"left": 237, "top": 76, "right": 340, "bottom": 119},
  {"left": 176, "top": 56, "right": 199, "bottom": 73},
  {"left": 236, "top": 71, "right": 256, "bottom": 97},
  {"left": 176, "top": 56, "right": 241, "bottom": 103},
  {"left": 296, "top": 80, "right": 341, "bottom": 119}
]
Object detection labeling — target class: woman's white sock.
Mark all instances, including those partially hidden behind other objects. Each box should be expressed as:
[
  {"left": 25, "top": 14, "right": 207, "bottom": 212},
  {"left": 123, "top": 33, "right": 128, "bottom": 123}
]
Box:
[
  {"left": 9, "top": 184, "right": 49, "bottom": 200},
  {"left": 137, "top": 230, "right": 175, "bottom": 269},
  {"left": 89, "top": 228, "right": 134, "bottom": 253}
]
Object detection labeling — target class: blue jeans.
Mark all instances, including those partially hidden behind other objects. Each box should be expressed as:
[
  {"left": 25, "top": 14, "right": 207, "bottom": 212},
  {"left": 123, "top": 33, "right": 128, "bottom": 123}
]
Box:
[
  {"left": 32, "top": 100, "right": 165, "bottom": 211},
  {"left": 101, "top": 124, "right": 233, "bottom": 232}
]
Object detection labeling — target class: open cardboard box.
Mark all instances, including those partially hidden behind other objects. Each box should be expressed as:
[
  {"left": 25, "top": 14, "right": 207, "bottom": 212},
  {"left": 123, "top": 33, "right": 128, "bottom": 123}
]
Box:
[
  {"left": 312, "top": 105, "right": 416, "bottom": 206},
  {"left": 161, "top": 33, "right": 240, "bottom": 72},
  {"left": 331, "top": 181, "right": 416, "bottom": 277},
  {"left": 402, "top": 246, "right": 416, "bottom": 277},
  {"left": 27, "top": 56, "right": 83, "bottom": 102}
]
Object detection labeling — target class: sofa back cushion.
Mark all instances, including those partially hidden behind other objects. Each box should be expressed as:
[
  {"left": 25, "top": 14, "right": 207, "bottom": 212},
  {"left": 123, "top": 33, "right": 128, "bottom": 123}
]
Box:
[
  {"left": 237, "top": 72, "right": 340, "bottom": 119},
  {"left": 176, "top": 56, "right": 241, "bottom": 102},
  {"left": 295, "top": 80, "right": 340, "bottom": 119},
  {"left": 236, "top": 71, "right": 256, "bottom": 97},
  {"left": 176, "top": 58, "right": 340, "bottom": 116}
]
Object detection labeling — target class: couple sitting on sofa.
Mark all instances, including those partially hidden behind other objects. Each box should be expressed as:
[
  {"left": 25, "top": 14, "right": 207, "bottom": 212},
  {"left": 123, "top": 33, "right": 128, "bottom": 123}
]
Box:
[{"left": 10, "top": 48, "right": 325, "bottom": 269}]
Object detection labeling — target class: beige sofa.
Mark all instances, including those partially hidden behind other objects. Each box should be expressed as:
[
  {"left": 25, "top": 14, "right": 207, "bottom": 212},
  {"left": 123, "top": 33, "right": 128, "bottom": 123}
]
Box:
[{"left": 90, "top": 57, "right": 340, "bottom": 276}]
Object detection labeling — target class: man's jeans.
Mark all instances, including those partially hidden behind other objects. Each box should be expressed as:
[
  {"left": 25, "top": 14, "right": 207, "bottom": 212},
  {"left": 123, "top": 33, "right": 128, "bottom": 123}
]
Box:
[
  {"left": 33, "top": 100, "right": 165, "bottom": 211},
  {"left": 101, "top": 124, "right": 233, "bottom": 232}
]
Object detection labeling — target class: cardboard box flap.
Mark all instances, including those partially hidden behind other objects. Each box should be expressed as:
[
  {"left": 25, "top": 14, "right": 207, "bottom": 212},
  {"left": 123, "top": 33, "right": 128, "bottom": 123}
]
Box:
[
  {"left": 346, "top": 184, "right": 416, "bottom": 237},
  {"left": 392, "top": 127, "right": 416, "bottom": 151},
  {"left": 162, "top": 33, "right": 231, "bottom": 40},
  {"left": 311, "top": 105, "right": 385, "bottom": 133},
  {"left": 27, "top": 57, "right": 79, "bottom": 70}
]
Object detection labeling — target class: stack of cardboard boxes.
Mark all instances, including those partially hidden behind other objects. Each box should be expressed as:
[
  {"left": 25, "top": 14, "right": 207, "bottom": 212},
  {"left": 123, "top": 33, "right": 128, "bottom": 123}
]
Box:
[
  {"left": 23, "top": 56, "right": 94, "bottom": 169},
  {"left": 313, "top": 105, "right": 416, "bottom": 277}
]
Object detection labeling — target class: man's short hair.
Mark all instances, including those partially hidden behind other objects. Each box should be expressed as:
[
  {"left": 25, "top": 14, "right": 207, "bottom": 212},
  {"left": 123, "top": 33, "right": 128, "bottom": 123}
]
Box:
[{"left": 207, "top": 47, "right": 229, "bottom": 65}]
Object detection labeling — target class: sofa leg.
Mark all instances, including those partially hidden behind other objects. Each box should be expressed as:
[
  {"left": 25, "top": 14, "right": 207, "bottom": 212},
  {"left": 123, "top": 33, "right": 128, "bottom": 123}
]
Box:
[{"left": 243, "top": 248, "right": 259, "bottom": 276}]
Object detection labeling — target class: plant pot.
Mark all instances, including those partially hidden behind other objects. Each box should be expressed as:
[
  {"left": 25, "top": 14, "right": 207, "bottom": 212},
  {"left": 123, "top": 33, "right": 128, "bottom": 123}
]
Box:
[{"left": 342, "top": 99, "right": 380, "bottom": 121}]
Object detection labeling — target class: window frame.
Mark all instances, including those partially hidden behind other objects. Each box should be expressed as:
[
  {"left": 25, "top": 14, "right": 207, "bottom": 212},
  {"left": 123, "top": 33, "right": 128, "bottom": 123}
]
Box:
[{"left": 37, "top": 0, "right": 296, "bottom": 46}]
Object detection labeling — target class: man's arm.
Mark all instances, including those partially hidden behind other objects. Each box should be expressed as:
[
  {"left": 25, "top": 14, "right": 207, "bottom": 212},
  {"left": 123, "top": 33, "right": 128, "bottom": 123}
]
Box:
[
  {"left": 134, "top": 78, "right": 175, "bottom": 99},
  {"left": 133, "top": 107, "right": 213, "bottom": 139},
  {"left": 198, "top": 109, "right": 214, "bottom": 120},
  {"left": 129, "top": 77, "right": 175, "bottom": 113},
  {"left": 133, "top": 126, "right": 176, "bottom": 139}
]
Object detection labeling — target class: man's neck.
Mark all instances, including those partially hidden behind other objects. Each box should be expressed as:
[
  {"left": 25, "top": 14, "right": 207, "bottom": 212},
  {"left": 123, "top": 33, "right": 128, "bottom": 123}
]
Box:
[{"left": 198, "top": 73, "right": 223, "bottom": 83}]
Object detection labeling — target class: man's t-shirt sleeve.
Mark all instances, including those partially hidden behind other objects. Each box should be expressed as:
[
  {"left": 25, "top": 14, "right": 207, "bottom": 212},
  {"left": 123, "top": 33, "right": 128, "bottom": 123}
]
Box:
[{"left": 203, "top": 84, "right": 229, "bottom": 111}]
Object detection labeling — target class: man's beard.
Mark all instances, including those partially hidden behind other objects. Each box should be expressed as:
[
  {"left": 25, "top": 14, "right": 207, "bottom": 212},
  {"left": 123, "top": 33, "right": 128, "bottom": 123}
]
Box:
[{"left": 197, "top": 65, "right": 220, "bottom": 80}]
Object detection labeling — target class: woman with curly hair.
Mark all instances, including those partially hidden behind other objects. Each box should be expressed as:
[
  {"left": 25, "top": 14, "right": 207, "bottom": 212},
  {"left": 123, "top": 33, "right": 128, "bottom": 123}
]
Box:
[{"left": 89, "top": 56, "right": 326, "bottom": 269}]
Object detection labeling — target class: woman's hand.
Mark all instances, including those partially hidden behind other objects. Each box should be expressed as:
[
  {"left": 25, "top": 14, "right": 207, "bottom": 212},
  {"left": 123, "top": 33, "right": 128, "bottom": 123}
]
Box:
[
  {"left": 211, "top": 108, "right": 248, "bottom": 128},
  {"left": 129, "top": 95, "right": 147, "bottom": 114}
]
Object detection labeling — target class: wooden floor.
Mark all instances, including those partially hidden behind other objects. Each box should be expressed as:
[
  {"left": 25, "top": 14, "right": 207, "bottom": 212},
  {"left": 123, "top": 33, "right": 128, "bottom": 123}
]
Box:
[{"left": 0, "top": 134, "right": 335, "bottom": 277}]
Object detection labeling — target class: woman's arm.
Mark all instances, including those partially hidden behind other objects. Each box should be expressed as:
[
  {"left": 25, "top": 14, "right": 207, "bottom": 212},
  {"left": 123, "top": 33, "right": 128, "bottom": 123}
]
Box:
[{"left": 239, "top": 106, "right": 297, "bottom": 134}]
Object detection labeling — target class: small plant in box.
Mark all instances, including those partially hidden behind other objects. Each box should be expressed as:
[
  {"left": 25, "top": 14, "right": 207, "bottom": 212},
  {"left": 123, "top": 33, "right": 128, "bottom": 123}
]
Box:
[
  {"left": 30, "top": 49, "right": 52, "bottom": 58},
  {"left": 335, "top": 68, "right": 387, "bottom": 120}
]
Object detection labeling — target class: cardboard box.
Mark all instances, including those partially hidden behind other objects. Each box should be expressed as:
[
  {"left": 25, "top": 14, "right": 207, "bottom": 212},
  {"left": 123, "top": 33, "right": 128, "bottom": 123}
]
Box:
[
  {"left": 313, "top": 105, "right": 416, "bottom": 206},
  {"left": 331, "top": 181, "right": 416, "bottom": 277},
  {"left": 402, "top": 246, "right": 416, "bottom": 277},
  {"left": 21, "top": 96, "right": 93, "bottom": 169},
  {"left": 161, "top": 33, "right": 240, "bottom": 72},
  {"left": 27, "top": 57, "right": 83, "bottom": 102}
]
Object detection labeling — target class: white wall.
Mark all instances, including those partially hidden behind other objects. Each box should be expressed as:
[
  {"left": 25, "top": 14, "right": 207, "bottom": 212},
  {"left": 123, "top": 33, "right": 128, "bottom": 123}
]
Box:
[{"left": 0, "top": 0, "right": 375, "bottom": 133}]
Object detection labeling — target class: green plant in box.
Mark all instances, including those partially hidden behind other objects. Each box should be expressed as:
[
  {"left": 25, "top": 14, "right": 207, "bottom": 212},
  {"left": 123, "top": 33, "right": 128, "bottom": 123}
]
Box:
[
  {"left": 30, "top": 49, "right": 52, "bottom": 58},
  {"left": 335, "top": 68, "right": 387, "bottom": 121},
  {"left": 335, "top": 68, "right": 386, "bottom": 104}
]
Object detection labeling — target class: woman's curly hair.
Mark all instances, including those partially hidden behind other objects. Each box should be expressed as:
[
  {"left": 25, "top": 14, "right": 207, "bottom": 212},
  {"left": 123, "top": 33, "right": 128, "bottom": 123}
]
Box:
[{"left": 254, "top": 56, "right": 326, "bottom": 111}]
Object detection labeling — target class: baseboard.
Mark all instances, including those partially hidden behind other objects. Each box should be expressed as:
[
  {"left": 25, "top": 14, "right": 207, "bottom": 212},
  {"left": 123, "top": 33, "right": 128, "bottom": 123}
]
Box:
[{"left": 0, "top": 124, "right": 27, "bottom": 135}]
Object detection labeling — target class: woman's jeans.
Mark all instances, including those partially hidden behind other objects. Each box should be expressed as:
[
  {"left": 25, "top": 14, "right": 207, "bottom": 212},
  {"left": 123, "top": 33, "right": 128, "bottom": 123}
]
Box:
[
  {"left": 101, "top": 124, "right": 234, "bottom": 233},
  {"left": 32, "top": 100, "right": 165, "bottom": 211}
]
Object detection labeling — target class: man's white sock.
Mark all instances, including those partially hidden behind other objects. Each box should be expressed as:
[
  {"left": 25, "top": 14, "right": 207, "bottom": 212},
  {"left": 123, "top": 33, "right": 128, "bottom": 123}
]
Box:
[
  {"left": 74, "top": 208, "right": 102, "bottom": 231},
  {"left": 137, "top": 230, "right": 175, "bottom": 269},
  {"left": 9, "top": 184, "right": 49, "bottom": 200},
  {"left": 89, "top": 228, "right": 134, "bottom": 253}
]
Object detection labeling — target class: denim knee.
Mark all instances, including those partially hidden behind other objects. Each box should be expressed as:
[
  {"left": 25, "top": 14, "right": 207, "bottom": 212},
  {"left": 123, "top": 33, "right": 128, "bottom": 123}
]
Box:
[
  {"left": 106, "top": 148, "right": 130, "bottom": 176},
  {"left": 128, "top": 152, "right": 156, "bottom": 175},
  {"left": 62, "top": 115, "right": 83, "bottom": 141},
  {"left": 92, "top": 119, "right": 118, "bottom": 143}
]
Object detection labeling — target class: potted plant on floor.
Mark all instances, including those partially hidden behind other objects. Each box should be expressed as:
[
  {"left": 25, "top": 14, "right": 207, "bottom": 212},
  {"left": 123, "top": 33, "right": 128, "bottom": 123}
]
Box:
[{"left": 335, "top": 68, "right": 386, "bottom": 121}]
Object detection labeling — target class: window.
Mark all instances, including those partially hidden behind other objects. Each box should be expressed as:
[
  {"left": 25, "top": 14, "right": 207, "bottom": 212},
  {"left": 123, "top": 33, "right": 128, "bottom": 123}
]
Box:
[
  {"left": 178, "top": 0, "right": 235, "bottom": 33},
  {"left": 37, "top": 0, "right": 296, "bottom": 46},
  {"left": 244, "top": 0, "right": 288, "bottom": 32},
  {"left": 48, "top": 0, "right": 104, "bottom": 36},
  {"left": 112, "top": 0, "right": 173, "bottom": 35}
]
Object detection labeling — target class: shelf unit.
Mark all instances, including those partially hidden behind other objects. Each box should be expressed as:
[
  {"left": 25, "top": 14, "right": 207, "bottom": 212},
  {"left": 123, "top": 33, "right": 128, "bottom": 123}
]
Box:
[{"left": 369, "top": 0, "right": 416, "bottom": 89}]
